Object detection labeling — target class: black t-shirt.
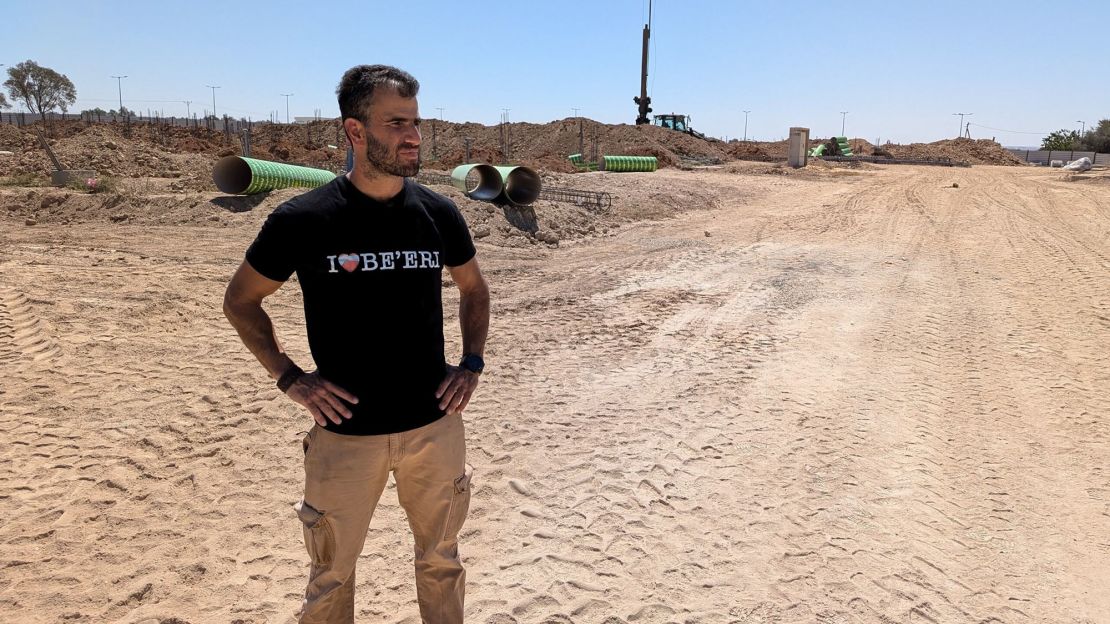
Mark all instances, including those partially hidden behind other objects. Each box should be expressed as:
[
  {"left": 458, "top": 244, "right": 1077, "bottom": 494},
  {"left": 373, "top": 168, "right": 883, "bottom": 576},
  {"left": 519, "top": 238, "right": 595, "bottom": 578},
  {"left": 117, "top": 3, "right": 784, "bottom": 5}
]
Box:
[{"left": 245, "top": 176, "right": 476, "bottom": 435}]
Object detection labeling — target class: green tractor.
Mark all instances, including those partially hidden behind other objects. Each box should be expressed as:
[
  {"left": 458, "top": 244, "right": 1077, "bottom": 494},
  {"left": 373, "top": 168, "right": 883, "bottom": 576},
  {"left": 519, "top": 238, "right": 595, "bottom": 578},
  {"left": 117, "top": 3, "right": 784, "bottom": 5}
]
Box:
[{"left": 653, "top": 114, "right": 709, "bottom": 140}]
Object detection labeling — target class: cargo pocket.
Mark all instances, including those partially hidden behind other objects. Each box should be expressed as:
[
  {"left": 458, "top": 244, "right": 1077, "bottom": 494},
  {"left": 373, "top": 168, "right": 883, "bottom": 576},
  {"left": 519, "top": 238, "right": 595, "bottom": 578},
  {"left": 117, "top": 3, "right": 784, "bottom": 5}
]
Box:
[
  {"left": 294, "top": 500, "right": 334, "bottom": 567},
  {"left": 442, "top": 464, "right": 473, "bottom": 542}
]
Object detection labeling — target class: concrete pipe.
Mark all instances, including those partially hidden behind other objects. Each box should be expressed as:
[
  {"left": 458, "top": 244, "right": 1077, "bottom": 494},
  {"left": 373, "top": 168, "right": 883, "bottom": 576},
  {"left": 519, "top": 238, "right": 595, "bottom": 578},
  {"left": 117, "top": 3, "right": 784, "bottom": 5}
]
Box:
[
  {"left": 213, "top": 156, "right": 336, "bottom": 195},
  {"left": 451, "top": 164, "right": 503, "bottom": 201},
  {"left": 494, "top": 165, "right": 541, "bottom": 206}
]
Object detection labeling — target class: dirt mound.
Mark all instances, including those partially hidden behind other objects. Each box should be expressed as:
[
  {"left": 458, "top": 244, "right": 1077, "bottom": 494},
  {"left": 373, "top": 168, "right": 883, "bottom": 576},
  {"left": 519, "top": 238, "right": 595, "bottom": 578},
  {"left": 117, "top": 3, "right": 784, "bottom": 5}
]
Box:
[
  {"left": 422, "top": 118, "right": 733, "bottom": 171},
  {"left": 1, "top": 120, "right": 1024, "bottom": 204},
  {"left": 1, "top": 117, "right": 735, "bottom": 179},
  {"left": 878, "top": 138, "right": 1023, "bottom": 165},
  {"left": 723, "top": 141, "right": 781, "bottom": 161},
  {"left": 1, "top": 166, "right": 721, "bottom": 251},
  {"left": 727, "top": 138, "right": 878, "bottom": 162}
]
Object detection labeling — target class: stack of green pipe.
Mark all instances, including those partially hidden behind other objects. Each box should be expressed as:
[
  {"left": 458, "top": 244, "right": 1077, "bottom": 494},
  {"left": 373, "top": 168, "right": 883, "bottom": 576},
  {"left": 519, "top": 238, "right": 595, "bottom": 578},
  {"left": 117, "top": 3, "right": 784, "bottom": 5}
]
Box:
[
  {"left": 835, "top": 137, "right": 854, "bottom": 157},
  {"left": 212, "top": 156, "right": 336, "bottom": 195},
  {"left": 601, "top": 155, "right": 658, "bottom": 172}
]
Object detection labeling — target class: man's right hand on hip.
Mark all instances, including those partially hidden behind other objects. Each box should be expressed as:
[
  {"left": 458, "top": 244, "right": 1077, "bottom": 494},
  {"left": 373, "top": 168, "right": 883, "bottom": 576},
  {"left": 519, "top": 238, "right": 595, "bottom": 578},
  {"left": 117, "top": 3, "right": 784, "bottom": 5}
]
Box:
[{"left": 286, "top": 372, "right": 359, "bottom": 427}]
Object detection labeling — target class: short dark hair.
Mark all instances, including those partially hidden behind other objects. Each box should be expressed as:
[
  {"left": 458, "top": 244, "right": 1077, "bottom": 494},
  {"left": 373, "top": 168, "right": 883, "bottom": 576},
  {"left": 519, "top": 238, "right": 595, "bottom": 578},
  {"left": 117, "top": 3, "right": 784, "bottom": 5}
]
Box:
[{"left": 336, "top": 65, "right": 419, "bottom": 122}]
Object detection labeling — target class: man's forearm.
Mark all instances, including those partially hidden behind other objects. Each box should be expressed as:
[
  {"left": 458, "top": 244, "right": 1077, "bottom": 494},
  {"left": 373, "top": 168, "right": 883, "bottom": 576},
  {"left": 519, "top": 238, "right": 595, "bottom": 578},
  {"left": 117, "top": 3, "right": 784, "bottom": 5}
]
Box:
[
  {"left": 458, "top": 289, "right": 490, "bottom": 357},
  {"left": 224, "top": 301, "right": 296, "bottom": 380}
]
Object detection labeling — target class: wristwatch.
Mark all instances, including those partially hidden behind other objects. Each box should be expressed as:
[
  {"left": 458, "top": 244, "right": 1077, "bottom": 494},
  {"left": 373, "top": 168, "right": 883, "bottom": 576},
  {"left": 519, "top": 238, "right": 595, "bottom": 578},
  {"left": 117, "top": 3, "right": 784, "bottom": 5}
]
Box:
[{"left": 459, "top": 353, "right": 485, "bottom": 375}]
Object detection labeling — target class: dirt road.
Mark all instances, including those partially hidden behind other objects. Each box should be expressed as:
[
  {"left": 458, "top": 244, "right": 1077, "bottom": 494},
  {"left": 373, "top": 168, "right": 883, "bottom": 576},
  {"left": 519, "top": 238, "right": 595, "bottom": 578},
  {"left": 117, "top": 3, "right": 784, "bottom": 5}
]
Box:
[{"left": 1, "top": 164, "right": 1107, "bottom": 623}]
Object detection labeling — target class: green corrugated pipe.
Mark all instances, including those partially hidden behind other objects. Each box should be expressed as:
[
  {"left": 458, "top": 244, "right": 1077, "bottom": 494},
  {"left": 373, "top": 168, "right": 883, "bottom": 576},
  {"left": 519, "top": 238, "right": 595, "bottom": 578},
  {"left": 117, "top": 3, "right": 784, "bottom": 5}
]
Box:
[
  {"left": 213, "top": 156, "right": 336, "bottom": 195},
  {"left": 451, "top": 164, "right": 503, "bottom": 201},
  {"left": 568, "top": 154, "right": 598, "bottom": 172},
  {"left": 600, "top": 155, "right": 658, "bottom": 172},
  {"left": 494, "top": 166, "right": 541, "bottom": 206}
]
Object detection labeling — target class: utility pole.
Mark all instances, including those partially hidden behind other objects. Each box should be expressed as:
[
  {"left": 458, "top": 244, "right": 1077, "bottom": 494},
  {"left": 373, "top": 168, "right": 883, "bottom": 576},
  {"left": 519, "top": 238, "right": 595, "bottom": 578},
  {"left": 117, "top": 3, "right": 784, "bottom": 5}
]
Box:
[
  {"left": 500, "top": 109, "right": 511, "bottom": 161},
  {"left": 436, "top": 107, "right": 445, "bottom": 121},
  {"left": 206, "top": 85, "right": 221, "bottom": 118},
  {"left": 1077, "top": 120, "right": 1086, "bottom": 135},
  {"left": 743, "top": 110, "right": 751, "bottom": 140},
  {"left": 111, "top": 75, "right": 127, "bottom": 113},
  {"left": 840, "top": 111, "right": 848, "bottom": 137},
  {"left": 573, "top": 108, "right": 584, "bottom": 154},
  {"left": 953, "top": 112, "right": 972, "bottom": 138},
  {"left": 281, "top": 93, "right": 293, "bottom": 123},
  {"left": 633, "top": 0, "right": 653, "bottom": 124}
]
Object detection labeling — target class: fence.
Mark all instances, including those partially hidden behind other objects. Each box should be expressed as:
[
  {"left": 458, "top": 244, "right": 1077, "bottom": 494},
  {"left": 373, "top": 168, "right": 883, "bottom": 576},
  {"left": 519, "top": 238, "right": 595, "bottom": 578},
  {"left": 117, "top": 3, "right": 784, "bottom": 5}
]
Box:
[
  {"left": 1006, "top": 148, "right": 1110, "bottom": 166},
  {"left": 1, "top": 110, "right": 260, "bottom": 133},
  {"left": 1, "top": 111, "right": 350, "bottom": 174}
]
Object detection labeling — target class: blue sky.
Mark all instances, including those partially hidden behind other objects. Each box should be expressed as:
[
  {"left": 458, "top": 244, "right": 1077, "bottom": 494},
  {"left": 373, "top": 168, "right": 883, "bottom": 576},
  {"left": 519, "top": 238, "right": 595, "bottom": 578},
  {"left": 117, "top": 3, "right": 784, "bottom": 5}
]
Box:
[{"left": 4, "top": 0, "right": 1107, "bottom": 146}]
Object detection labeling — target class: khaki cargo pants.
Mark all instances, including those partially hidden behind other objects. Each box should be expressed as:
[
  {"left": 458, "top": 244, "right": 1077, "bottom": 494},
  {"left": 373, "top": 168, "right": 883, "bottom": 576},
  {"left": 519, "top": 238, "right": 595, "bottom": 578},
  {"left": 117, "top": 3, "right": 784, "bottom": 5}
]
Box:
[{"left": 295, "top": 413, "right": 472, "bottom": 624}]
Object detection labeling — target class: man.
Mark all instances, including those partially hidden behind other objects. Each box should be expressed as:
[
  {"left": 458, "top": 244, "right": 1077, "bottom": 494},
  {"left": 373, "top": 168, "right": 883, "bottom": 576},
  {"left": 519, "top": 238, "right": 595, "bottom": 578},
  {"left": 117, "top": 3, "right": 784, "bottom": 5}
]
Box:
[{"left": 223, "top": 64, "right": 489, "bottom": 624}]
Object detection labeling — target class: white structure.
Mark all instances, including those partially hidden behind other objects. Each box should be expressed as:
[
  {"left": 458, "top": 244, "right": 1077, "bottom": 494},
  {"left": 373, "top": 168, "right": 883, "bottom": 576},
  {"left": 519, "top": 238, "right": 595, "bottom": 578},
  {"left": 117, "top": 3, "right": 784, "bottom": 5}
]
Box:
[{"left": 788, "top": 127, "right": 810, "bottom": 168}]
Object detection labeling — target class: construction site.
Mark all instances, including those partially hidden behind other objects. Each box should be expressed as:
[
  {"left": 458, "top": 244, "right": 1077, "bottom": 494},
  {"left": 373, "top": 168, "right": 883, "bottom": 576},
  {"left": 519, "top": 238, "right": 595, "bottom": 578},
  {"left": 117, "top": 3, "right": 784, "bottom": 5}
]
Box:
[{"left": 2, "top": 2, "right": 1110, "bottom": 623}]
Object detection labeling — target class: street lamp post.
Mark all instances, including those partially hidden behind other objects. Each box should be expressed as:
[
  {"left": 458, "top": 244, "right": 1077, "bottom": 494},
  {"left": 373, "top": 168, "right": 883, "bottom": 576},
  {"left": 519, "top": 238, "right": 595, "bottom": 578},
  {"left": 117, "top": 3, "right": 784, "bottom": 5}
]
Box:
[
  {"left": 840, "top": 111, "right": 848, "bottom": 137},
  {"left": 206, "top": 85, "right": 221, "bottom": 118},
  {"left": 111, "top": 75, "right": 127, "bottom": 113},
  {"left": 743, "top": 110, "right": 751, "bottom": 140},
  {"left": 953, "top": 112, "right": 972, "bottom": 137},
  {"left": 1077, "top": 120, "right": 1086, "bottom": 135},
  {"left": 281, "top": 93, "right": 293, "bottom": 123}
]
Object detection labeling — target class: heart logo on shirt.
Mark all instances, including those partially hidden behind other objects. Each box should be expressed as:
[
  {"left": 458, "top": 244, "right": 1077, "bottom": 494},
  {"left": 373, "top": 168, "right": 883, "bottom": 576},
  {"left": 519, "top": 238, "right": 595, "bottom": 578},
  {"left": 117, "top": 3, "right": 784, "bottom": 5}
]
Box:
[{"left": 337, "top": 253, "right": 359, "bottom": 272}]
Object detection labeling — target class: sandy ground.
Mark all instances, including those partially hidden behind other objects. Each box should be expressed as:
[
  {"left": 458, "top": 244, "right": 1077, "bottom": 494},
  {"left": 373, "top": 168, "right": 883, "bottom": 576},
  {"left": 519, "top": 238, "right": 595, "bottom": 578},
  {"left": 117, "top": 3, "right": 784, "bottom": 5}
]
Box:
[{"left": 1, "top": 164, "right": 1108, "bottom": 623}]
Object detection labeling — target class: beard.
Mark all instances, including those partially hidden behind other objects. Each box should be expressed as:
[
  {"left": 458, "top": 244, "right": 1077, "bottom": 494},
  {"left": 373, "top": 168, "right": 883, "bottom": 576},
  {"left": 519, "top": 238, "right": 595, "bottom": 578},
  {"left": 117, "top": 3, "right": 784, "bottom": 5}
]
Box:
[{"left": 363, "top": 131, "right": 420, "bottom": 178}]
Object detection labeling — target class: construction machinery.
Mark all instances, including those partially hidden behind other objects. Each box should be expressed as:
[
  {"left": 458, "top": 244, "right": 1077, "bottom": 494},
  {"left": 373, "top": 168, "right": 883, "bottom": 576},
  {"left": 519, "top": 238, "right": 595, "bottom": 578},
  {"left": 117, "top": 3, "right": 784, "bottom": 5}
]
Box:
[
  {"left": 653, "top": 114, "right": 708, "bottom": 140},
  {"left": 632, "top": 2, "right": 713, "bottom": 142}
]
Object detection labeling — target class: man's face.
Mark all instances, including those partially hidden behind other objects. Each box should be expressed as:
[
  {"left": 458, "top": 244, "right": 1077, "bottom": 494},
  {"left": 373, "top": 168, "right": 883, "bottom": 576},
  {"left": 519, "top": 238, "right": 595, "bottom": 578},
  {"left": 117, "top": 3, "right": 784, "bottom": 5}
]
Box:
[{"left": 359, "top": 88, "right": 421, "bottom": 178}]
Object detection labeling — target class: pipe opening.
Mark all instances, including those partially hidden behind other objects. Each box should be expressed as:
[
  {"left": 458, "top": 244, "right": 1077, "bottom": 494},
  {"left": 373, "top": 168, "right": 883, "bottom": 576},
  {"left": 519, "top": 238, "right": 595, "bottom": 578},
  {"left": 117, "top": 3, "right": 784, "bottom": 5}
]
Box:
[
  {"left": 451, "top": 164, "right": 502, "bottom": 201},
  {"left": 502, "top": 167, "right": 541, "bottom": 206},
  {"left": 213, "top": 156, "right": 252, "bottom": 194}
]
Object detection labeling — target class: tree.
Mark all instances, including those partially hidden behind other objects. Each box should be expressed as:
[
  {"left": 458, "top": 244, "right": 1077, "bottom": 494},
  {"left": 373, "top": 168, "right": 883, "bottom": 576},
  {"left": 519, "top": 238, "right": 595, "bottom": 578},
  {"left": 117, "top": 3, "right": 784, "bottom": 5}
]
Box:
[
  {"left": 1078, "top": 119, "right": 1110, "bottom": 154},
  {"left": 3, "top": 60, "right": 77, "bottom": 125},
  {"left": 1041, "top": 129, "right": 1079, "bottom": 151},
  {"left": 0, "top": 90, "right": 9, "bottom": 110}
]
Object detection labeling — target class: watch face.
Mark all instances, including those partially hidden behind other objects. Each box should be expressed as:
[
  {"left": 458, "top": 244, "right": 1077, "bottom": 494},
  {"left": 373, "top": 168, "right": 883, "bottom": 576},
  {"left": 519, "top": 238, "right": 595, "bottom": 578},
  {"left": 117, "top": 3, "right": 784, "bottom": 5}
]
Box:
[{"left": 461, "top": 354, "right": 484, "bottom": 373}]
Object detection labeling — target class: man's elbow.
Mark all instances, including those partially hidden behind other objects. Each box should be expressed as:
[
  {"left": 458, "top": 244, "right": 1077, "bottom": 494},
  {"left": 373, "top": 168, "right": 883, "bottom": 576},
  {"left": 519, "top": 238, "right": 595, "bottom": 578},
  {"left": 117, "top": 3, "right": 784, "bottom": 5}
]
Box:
[
  {"left": 222, "top": 290, "right": 238, "bottom": 323},
  {"left": 462, "top": 279, "right": 490, "bottom": 303}
]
